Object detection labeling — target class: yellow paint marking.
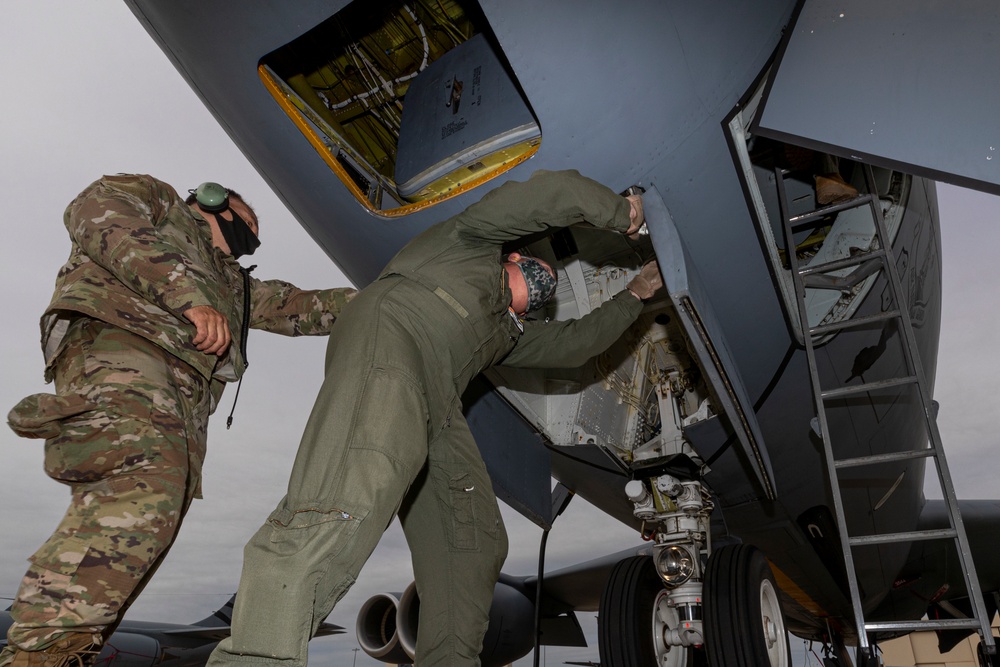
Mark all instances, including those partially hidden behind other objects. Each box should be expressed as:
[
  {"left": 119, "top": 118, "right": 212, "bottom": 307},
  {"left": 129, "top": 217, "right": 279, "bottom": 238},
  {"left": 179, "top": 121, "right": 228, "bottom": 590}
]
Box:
[{"left": 767, "top": 558, "right": 830, "bottom": 619}]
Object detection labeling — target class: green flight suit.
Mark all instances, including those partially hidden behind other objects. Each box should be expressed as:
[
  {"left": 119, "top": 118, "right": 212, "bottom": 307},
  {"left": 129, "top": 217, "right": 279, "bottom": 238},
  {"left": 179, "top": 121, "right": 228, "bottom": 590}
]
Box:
[{"left": 209, "top": 170, "right": 644, "bottom": 667}]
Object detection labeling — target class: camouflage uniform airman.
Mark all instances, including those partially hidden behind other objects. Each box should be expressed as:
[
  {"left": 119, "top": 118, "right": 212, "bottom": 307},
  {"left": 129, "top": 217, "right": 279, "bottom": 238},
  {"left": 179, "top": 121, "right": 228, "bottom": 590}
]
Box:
[{"left": 1, "top": 174, "right": 355, "bottom": 666}]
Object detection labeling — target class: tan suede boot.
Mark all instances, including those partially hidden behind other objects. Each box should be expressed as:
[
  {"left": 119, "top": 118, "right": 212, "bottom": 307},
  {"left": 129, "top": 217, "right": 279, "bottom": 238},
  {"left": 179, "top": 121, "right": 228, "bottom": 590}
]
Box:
[{"left": 3, "top": 635, "right": 100, "bottom": 667}]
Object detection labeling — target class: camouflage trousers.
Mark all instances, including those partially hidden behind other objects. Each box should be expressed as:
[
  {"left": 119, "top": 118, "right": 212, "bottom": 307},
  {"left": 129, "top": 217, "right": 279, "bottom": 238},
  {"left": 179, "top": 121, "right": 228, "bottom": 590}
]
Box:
[{"left": 1, "top": 317, "right": 211, "bottom": 663}]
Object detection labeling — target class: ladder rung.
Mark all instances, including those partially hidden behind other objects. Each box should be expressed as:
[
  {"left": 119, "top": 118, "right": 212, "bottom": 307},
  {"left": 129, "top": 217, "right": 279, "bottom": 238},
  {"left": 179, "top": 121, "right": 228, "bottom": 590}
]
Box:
[
  {"left": 802, "top": 257, "right": 883, "bottom": 291},
  {"left": 865, "top": 618, "right": 981, "bottom": 634},
  {"left": 821, "top": 376, "right": 916, "bottom": 400},
  {"left": 799, "top": 248, "right": 886, "bottom": 277},
  {"left": 834, "top": 447, "right": 936, "bottom": 469},
  {"left": 849, "top": 528, "right": 957, "bottom": 547},
  {"left": 810, "top": 310, "right": 900, "bottom": 337},
  {"left": 789, "top": 194, "right": 878, "bottom": 227}
]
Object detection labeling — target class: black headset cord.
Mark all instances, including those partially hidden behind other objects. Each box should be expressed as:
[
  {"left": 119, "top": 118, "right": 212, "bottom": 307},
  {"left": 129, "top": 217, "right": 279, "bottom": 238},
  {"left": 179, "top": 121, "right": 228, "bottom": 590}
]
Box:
[{"left": 226, "top": 264, "right": 256, "bottom": 429}]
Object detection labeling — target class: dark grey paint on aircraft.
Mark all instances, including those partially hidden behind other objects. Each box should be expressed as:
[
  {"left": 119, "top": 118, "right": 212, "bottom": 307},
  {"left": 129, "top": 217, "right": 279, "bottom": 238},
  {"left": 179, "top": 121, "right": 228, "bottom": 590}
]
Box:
[
  {"left": 126, "top": 0, "right": 800, "bottom": 525},
  {"left": 757, "top": 0, "right": 1000, "bottom": 195}
]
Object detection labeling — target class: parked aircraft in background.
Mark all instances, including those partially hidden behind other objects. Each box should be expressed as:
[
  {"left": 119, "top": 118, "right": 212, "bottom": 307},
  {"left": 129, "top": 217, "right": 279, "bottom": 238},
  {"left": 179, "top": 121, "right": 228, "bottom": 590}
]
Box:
[
  {"left": 123, "top": 1, "right": 1000, "bottom": 665},
  {"left": 0, "top": 597, "right": 342, "bottom": 666}
]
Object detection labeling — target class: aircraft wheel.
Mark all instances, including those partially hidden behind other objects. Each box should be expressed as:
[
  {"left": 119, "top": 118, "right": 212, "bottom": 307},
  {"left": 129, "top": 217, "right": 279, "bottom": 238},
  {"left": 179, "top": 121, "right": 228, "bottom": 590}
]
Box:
[
  {"left": 598, "top": 556, "right": 705, "bottom": 667},
  {"left": 704, "top": 544, "right": 791, "bottom": 666}
]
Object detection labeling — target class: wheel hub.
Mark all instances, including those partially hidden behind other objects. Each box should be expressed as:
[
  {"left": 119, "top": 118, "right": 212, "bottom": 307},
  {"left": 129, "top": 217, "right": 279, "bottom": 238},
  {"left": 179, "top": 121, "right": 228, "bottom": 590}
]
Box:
[
  {"left": 760, "top": 578, "right": 788, "bottom": 666},
  {"left": 764, "top": 615, "right": 777, "bottom": 646}
]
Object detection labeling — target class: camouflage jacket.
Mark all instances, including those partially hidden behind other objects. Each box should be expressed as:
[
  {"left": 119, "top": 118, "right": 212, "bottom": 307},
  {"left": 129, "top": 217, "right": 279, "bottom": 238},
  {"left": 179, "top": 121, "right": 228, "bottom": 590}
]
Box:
[{"left": 41, "top": 174, "right": 356, "bottom": 384}]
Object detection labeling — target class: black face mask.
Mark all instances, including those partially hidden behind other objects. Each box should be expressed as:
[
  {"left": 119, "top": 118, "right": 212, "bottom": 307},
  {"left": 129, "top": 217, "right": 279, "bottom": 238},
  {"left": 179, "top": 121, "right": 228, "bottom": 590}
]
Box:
[{"left": 214, "top": 208, "right": 260, "bottom": 259}]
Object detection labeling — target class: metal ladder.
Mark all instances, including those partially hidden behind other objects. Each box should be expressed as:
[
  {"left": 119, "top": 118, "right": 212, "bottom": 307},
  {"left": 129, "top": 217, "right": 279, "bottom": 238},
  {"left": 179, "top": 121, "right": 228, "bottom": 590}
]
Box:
[{"left": 775, "top": 163, "right": 996, "bottom": 665}]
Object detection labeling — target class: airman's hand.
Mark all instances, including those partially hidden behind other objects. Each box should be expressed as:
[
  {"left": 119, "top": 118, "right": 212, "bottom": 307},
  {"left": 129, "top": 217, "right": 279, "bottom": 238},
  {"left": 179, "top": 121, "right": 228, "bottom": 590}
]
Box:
[
  {"left": 626, "top": 260, "right": 663, "bottom": 300},
  {"left": 625, "top": 194, "right": 645, "bottom": 240},
  {"left": 184, "top": 305, "right": 232, "bottom": 356}
]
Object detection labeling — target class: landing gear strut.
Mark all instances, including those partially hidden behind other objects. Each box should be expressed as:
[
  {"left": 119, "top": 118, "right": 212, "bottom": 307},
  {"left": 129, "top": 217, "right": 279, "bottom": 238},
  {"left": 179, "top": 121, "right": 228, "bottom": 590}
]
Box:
[
  {"left": 598, "top": 470, "right": 712, "bottom": 667},
  {"left": 600, "top": 369, "right": 792, "bottom": 667}
]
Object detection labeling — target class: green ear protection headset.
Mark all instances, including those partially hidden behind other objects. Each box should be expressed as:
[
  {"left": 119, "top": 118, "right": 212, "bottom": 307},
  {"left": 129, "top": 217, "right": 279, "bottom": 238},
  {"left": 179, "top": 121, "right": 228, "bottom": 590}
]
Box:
[{"left": 191, "top": 182, "right": 230, "bottom": 212}]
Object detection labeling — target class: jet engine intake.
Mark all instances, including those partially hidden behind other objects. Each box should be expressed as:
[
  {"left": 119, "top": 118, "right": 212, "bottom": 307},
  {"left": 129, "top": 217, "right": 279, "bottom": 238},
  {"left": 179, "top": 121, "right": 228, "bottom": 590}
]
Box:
[
  {"left": 359, "top": 578, "right": 537, "bottom": 667},
  {"left": 356, "top": 591, "right": 411, "bottom": 665}
]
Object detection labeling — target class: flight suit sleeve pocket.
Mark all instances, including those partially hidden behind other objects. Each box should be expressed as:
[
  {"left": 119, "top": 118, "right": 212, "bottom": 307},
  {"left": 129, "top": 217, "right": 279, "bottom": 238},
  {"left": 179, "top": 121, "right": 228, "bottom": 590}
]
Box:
[{"left": 448, "top": 473, "right": 479, "bottom": 551}]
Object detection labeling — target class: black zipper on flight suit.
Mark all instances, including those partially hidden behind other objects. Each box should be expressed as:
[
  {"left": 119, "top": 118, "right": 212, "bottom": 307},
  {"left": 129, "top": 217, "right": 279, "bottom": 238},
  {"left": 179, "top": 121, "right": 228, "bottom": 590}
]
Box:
[{"left": 226, "top": 264, "right": 256, "bottom": 429}]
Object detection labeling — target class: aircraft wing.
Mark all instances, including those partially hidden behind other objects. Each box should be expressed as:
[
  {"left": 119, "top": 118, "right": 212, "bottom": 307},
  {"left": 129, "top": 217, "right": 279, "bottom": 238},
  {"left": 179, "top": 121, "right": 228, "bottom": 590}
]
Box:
[
  {"left": 1, "top": 597, "right": 343, "bottom": 665},
  {"left": 137, "top": 623, "right": 344, "bottom": 641},
  {"left": 519, "top": 497, "right": 1000, "bottom": 626},
  {"left": 524, "top": 545, "right": 654, "bottom": 613},
  {"left": 755, "top": 0, "right": 1000, "bottom": 195},
  {"left": 115, "top": 623, "right": 230, "bottom": 642},
  {"left": 880, "top": 500, "right": 1000, "bottom": 607}
]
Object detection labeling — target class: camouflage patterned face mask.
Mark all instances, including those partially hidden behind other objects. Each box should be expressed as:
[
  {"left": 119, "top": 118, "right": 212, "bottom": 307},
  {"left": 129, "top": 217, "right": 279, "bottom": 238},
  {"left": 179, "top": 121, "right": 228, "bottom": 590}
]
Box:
[{"left": 512, "top": 256, "right": 557, "bottom": 312}]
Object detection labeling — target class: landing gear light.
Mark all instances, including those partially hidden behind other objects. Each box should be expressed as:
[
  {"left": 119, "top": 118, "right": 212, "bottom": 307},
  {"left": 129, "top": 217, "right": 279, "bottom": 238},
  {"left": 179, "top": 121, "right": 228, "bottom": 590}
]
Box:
[{"left": 655, "top": 544, "right": 696, "bottom": 587}]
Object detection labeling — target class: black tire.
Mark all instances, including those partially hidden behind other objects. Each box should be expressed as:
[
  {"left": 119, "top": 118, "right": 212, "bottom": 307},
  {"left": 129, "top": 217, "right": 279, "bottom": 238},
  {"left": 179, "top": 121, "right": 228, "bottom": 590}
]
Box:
[
  {"left": 598, "top": 556, "right": 705, "bottom": 667},
  {"left": 704, "top": 544, "right": 791, "bottom": 666}
]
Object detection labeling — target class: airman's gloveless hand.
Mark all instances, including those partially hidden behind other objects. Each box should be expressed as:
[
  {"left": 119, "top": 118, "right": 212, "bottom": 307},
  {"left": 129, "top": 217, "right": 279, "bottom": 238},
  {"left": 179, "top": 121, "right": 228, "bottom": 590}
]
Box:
[
  {"left": 184, "top": 305, "right": 232, "bottom": 356},
  {"left": 624, "top": 194, "right": 645, "bottom": 240}
]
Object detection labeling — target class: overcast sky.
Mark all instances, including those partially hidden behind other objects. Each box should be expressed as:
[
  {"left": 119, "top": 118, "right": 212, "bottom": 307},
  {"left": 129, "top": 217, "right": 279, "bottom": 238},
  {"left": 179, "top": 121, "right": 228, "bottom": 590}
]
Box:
[{"left": 2, "top": 4, "right": 998, "bottom": 667}]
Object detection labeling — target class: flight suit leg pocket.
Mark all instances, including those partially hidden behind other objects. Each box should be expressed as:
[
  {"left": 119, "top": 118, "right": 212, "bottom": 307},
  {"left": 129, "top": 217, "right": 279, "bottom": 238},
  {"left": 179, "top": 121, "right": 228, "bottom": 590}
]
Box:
[
  {"left": 447, "top": 472, "right": 479, "bottom": 551},
  {"left": 266, "top": 502, "right": 370, "bottom": 561}
]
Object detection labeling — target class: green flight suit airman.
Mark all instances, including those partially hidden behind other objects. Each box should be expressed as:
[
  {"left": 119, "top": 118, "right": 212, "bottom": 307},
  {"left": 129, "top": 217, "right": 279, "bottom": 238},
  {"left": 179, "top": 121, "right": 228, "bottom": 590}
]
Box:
[{"left": 208, "top": 169, "right": 646, "bottom": 667}]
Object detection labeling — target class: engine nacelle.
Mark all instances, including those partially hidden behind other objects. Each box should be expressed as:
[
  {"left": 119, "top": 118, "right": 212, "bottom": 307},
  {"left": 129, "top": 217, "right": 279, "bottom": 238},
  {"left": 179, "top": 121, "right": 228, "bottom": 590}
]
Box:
[
  {"left": 358, "top": 578, "right": 536, "bottom": 667},
  {"left": 356, "top": 591, "right": 412, "bottom": 665}
]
